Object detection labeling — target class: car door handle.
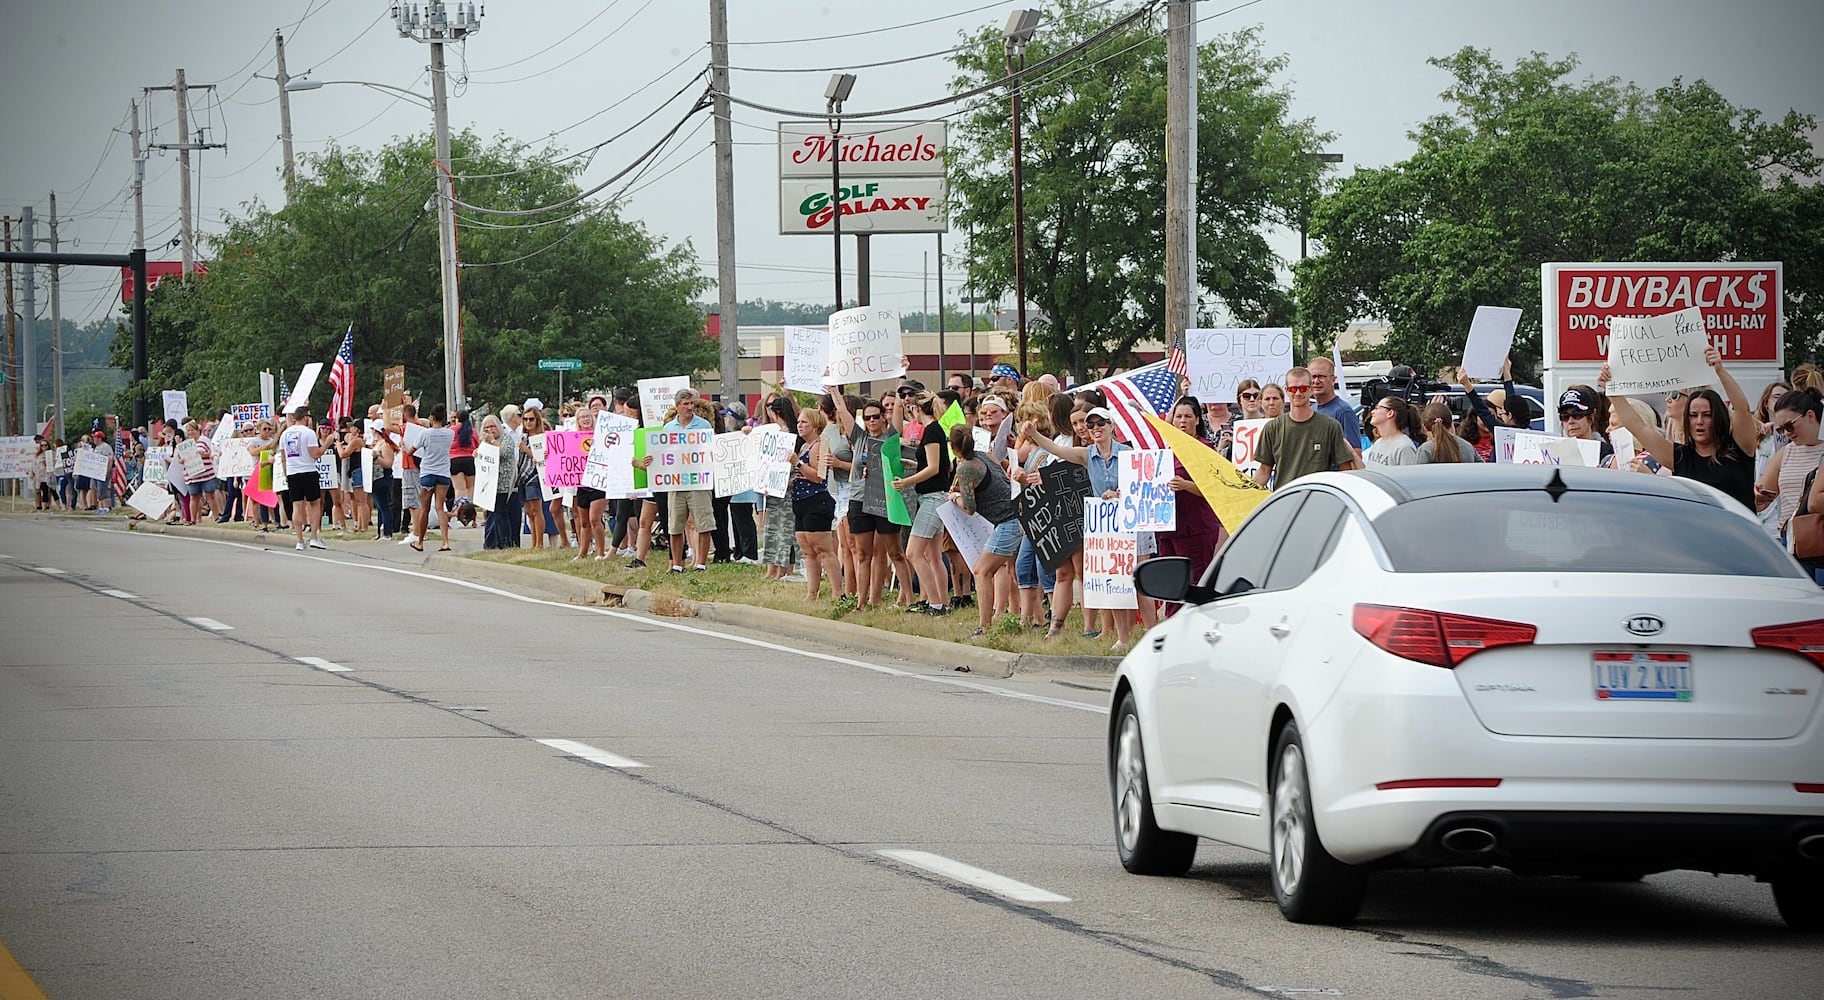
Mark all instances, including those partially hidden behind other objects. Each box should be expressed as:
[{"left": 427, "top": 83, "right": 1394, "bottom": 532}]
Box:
[
  {"left": 1269, "top": 622, "right": 1291, "bottom": 639},
  {"left": 1151, "top": 634, "right": 1167, "bottom": 652},
  {"left": 1202, "top": 628, "right": 1222, "bottom": 645}
]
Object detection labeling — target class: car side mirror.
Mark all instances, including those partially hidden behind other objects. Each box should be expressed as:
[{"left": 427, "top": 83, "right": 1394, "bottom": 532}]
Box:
[{"left": 1134, "top": 557, "right": 1194, "bottom": 603}]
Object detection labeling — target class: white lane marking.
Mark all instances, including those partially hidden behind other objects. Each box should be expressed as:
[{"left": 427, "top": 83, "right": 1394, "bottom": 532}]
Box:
[
  {"left": 878, "top": 850, "right": 1071, "bottom": 904},
  {"left": 296, "top": 656, "right": 352, "bottom": 673},
  {"left": 100, "top": 589, "right": 139, "bottom": 600},
  {"left": 536, "top": 738, "right": 647, "bottom": 769},
  {"left": 96, "top": 528, "right": 1108, "bottom": 716},
  {"left": 187, "top": 617, "right": 233, "bottom": 631},
  {"left": 0, "top": 553, "right": 13, "bottom": 558},
  {"left": 35, "top": 567, "right": 66, "bottom": 575}
]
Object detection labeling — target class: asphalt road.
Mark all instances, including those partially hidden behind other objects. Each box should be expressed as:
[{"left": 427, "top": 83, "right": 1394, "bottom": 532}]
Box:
[{"left": 0, "top": 516, "right": 1815, "bottom": 999}]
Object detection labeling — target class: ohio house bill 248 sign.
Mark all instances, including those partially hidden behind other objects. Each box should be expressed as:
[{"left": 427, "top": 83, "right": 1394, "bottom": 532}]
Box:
[{"left": 777, "top": 120, "right": 947, "bottom": 236}]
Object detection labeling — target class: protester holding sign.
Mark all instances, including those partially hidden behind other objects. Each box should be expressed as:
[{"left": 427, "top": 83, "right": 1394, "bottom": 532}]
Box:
[
  {"left": 949, "top": 424, "right": 1021, "bottom": 639},
  {"left": 892, "top": 391, "right": 955, "bottom": 616},
  {"left": 1551, "top": 387, "right": 1615, "bottom": 467},
  {"left": 790, "top": 409, "right": 839, "bottom": 601},
  {"left": 1022, "top": 405, "right": 1132, "bottom": 643},
  {"left": 828, "top": 389, "right": 913, "bottom": 612},
  {"left": 1157, "top": 397, "right": 1228, "bottom": 583},
  {"left": 1600, "top": 346, "right": 1758, "bottom": 510},
  {"left": 571, "top": 409, "right": 610, "bottom": 561},
  {"left": 754, "top": 394, "right": 799, "bottom": 581},
  {"left": 405, "top": 404, "right": 455, "bottom": 552}
]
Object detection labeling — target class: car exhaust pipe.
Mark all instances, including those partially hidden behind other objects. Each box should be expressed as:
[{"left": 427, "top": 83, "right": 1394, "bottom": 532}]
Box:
[
  {"left": 1439, "top": 826, "right": 1498, "bottom": 855},
  {"left": 1798, "top": 833, "right": 1824, "bottom": 861}
]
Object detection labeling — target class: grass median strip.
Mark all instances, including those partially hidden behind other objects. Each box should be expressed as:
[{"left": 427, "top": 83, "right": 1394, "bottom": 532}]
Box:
[{"left": 470, "top": 549, "right": 1122, "bottom": 658}]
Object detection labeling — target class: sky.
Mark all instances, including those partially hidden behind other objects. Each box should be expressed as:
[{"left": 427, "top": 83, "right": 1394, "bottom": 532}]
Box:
[{"left": 2, "top": 0, "right": 1820, "bottom": 341}]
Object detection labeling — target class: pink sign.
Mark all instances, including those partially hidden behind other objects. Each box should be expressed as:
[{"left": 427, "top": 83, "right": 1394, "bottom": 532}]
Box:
[{"left": 541, "top": 431, "right": 588, "bottom": 490}]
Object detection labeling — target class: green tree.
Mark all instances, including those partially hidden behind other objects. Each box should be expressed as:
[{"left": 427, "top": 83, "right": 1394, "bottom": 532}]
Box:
[
  {"left": 1296, "top": 48, "right": 1823, "bottom": 377},
  {"left": 115, "top": 132, "right": 710, "bottom": 416},
  {"left": 948, "top": 1, "right": 1328, "bottom": 378}
]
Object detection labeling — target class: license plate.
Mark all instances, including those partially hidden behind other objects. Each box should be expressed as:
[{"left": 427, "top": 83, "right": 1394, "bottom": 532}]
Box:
[{"left": 1593, "top": 651, "right": 1692, "bottom": 701}]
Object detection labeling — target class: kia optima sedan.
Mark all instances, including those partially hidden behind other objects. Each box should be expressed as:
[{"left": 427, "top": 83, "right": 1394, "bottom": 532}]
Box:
[{"left": 1109, "top": 465, "right": 1824, "bottom": 930}]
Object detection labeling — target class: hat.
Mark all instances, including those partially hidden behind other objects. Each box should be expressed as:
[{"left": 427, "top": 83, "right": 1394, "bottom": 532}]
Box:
[
  {"left": 522, "top": 397, "right": 545, "bottom": 412},
  {"left": 978, "top": 395, "right": 1009, "bottom": 413},
  {"left": 1557, "top": 388, "right": 1594, "bottom": 414},
  {"left": 1084, "top": 406, "right": 1117, "bottom": 423},
  {"left": 897, "top": 379, "right": 926, "bottom": 393},
  {"left": 990, "top": 363, "right": 1021, "bottom": 382},
  {"left": 1485, "top": 388, "right": 1508, "bottom": 409},
  {"left": 725, "top": 400, "right": 747, "bottom": 419}
]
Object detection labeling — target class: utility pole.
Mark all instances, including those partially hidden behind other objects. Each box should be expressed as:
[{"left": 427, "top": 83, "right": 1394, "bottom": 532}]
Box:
[
  {"left": 49, "top": 193, "right": 64, "bottom": 442},
  {"left": 395, "top": 1, "right": 482, "bottom": 412},
  {"left": 130, "top": 101, "right": 146, "bottom": 251},
  {"left": 19, "top": 209, "right": 36, "bottom": 436},
  {"left": 274, "top": 32, "right": 298, "bottom": 201},
  {"left": 3, "top": 216, "right": 14, "bottom": 436},
  {"left": 709, "top": 0, "right": 739, "bottom": 406},
  {"left": 936, "top": 233, "right": 946, "bottom": 384},
  {"left": 1002, "top": 10, "right": 1041, "bottom": 376},
  {"left": 174, "top": 69, "right": 194, "bottom": 274},
  {"left": 1164, "top": 0, "right": 1197, "bottom": 382}
]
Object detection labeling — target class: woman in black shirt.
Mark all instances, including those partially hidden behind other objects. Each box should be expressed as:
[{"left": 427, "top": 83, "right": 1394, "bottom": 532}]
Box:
[{"left": 1600, "top": 346, "right": 1758, "bottom": 510}]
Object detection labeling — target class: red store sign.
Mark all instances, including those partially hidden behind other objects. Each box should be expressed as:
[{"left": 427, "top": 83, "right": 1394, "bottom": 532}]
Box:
[{"left": 1543, "top": 262, "right": 1782, "bottom": 363}]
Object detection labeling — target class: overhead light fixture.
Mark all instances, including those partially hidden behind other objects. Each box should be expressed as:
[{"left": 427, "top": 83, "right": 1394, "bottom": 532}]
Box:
[{"left": 825, "top": 72, "right": 857, "bottom": 105}]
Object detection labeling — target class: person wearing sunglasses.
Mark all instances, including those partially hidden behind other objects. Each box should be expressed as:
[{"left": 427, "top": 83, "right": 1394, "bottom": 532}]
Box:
[
  {"left": 1252, "top": 367, "right": 1359, "bottom": 489},
  {"left": 827, "top": 389, "right": 913, "bottom": 611},
  {"left": 1600, "top": 345, "right": 1758, "bottom": 511},
  {"left": 1751, "top": 387, "right": 1824, "bottom": 538},
  {"left": 1235, "top": 379, "right": 1265, "bottom": 420}
]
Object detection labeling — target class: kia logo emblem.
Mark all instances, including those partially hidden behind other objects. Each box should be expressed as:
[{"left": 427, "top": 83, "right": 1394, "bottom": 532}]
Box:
[{"left": 1625, "top": 615, "right": 1664, "bottom": 637}]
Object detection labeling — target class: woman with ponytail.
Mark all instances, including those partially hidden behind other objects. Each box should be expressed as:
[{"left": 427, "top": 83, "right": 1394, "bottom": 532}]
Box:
[{"left": 1416, "top": 400, "right": 1481, "bottom": 463}]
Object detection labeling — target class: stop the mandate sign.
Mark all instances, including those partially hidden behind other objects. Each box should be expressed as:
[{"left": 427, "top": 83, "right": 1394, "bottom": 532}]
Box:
[{"left": 1542, "top": 262, "right": 1783, "bottom": 364}]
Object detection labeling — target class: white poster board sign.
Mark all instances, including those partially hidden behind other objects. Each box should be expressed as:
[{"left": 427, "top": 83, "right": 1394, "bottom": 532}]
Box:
[
  {"left": 757, "top": 425, "right": 797, "bottom": 498},
  {"left": 1116, "top": 449, "right": 1176, "bottom": 531},
  {"left": 161, "top": 390, "right": 189, "bottom": 423},
  {"left": 1183, "top": 328, "right": 1293, "bottom": 403},
  {"left": 210, "top": 413, "right": 235, "bottom": 451},
  {"left": 637, "top": 376, "right": 691, "bottom": 426},
  {"left": 935, "top": 499, "right": 995, "bottom": 570},
  {"left": 177, "top": 440, "right": 211, "bottom": 483},
  {"left": 316, "top": 454, "right": 339, "bottom": 490},
  {"left": 782, "top": 326, "right": 829, "bottom": 394},
  {"left": 215, "top": 440, "right": 256, "bottom": 479},
  {"left": 1462, "top": 306, "right": 1522, "bottom": 380},
  {"left": 472, "top": 442, "right": 500, "bottom": 511},
  {"left": 824, "top": 306, "right": 904, "bottom": 384},
  {"left": 1083, "top": 498, "right": 1138, "bottom": 609},
  {"left": 260, "top": 371, "right": 276, "bottom": 414},
  {"left": 281, "top": 362, "right": 324, "bottom": 416},
  {"left": 0, "top": 437, "right": 34, "bottom": 479},
  {"left": 143, "top": 445, "right": 171, "bottom": 485},
  {"left": 584, "top": 413, "right": 638, "bottom": 498},
  {"left": 644, "top": 426, "right": 715, "bottom": 492},
  {"left": 712, "top": 429, "right": 762, "bottom": 498},
  {"left": 126, "top": 481, "right": 175, "bottom": 520},
  {"left": 1231, "top": 418, "right": 1270, "bottom": 476},
  {"left": 1510, "top": 429, "right": 1601, "bottom": 467},
  {"left": 74, "top": 447, "right": 111, "bottom": 481},
  {"left": 1604, "top": 307, "right": 1714, "bottom": 396}
]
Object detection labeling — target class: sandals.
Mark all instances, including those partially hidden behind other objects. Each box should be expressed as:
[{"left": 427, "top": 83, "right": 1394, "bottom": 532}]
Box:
[
  {"left": 1045, "top": 618, "right": 1067, "bottom": 638},
  {"left": 968, "top": 626, "right": 986, "bottom": 638},
  {"left": 438, "top": 545, "right": 452, "bottom": 552},
  {"left": 409, "top": 541, "right": 424, "bottom": 552}
]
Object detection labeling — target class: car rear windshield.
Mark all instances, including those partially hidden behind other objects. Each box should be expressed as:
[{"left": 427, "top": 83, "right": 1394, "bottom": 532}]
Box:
[{"left": 1373, "top": 490, "right": 1805, "bottom": 577}]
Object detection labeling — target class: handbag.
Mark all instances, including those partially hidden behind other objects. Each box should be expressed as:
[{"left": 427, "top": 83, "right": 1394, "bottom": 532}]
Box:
[{"left": 1790, "top": 468, "right": 1824, "bottom": 565}]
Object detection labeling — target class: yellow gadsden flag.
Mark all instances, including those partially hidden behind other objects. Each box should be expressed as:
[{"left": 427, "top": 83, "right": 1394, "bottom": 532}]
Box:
[{"left": 1142, "top": 412, "right": 1271, "bottom": 533}]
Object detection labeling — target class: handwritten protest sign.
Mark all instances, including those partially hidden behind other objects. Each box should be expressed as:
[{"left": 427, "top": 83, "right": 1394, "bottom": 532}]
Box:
[
  {"left": 1605, "top": 307, "right": 1713, "bottom": 396},
  {"left": 316, "top": 453, "right": 339, "bottom": 490},
  {"left": 824, "top": 306, "right": 904, "bottom": 384},
  {"left": 126, "top": 482, "right": 175, "bottom": 520},
  {"left": 757, "top": 425, "right": 797, "bottom": 498},
  {"left": 713, "top": 429, "right": 761, "bottom": 497},
  {"left": 1462, "top": 306, "right": 1522, "bottom": 380},
  {"left": 541, "top": 430, "right": 588, "bottom": 490},
  {"left": 585, "top": 413, "right": 638, "bottom": 497},
  {"left": 1231, "top": 418, "right": 1270, "bottom": 476},
  {"left": 782, "top": 326, "right": 829, "bottom": 394},
  {"left": 644, "top": 426, "right": 715, "bottom": 492},
  {"left": 0, "top": 437, "right": 33, "bottom": 479},
  {"left": 211, "top": 413, "right": 236, "bottom": 451},
  {"left": 162, "top": 390, "right": 188, "bottom": 422},
  {"left": 282, "top": 362, "right": 323, "bottom": 415},
  {"left": 73, "top": 446, "right": 110, "bottom": 482},
  {"left": 175, "top": 440, "right": 210, "bottom": 483},
  {"left": 470, "top": 443, "right": 500, "bottom": 511},
  {"left": 382, "top": 365, "right": 407, "bottom": 427},
  {"left": 1510, "top": 429, "right": 1601, "bottom": 467},
  {"left": 1183, "top": 328, "right": 1293, "bottom": 403},
  {"left": 935, "top": 500, "right": 995, "bottom": 570},
  {"left": 637, "top": 376, "right": 691, "bottom": 426},
  {"left": 1016, "top": 461, "right": 1093, "bottom": 571},
  {"left": 215, "top": 441, "right": 255, "bottom": 479},
  {"left": 1117, "top": 449, "right": 1176, "bottom": 531},
  {"left": 1083, "top": 498, "right": 1139, "bottom": 609}
]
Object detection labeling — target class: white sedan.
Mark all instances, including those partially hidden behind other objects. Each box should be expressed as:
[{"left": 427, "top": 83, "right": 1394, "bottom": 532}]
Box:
[{"left": 1110, "top": 465, "right": 1824, "bottom": 929}]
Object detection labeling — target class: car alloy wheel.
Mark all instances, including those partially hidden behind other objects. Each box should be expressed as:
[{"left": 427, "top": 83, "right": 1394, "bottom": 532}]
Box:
[
  {"left": 1110, "top": 693, "right": 1196, "bottom": 876},
  {"left": 1269, "top": 722, "right": 1366, "bottom": 924}
]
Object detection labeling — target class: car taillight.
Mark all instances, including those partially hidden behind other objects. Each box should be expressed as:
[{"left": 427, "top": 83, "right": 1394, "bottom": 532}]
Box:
[
  {"left": 1750, "top": 620, "right": 1824, "bottom": 671},
  {"left": 1353, "top": 604, "right": 1537, "bottom": 668}
]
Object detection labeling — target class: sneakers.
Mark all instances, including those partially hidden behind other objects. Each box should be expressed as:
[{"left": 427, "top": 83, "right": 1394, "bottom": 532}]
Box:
[
  {"left": 692, "top": 564, "right": 708, "bottom": 572},
  {"left": 782, "top": 573, "right": 807, "bottom": 583},
  {"left": 922, "top": 604, "right": 951, "bottom": 616},
  {"left": 627, "top": 558, "right": 647, "bottom": 569},
  {"left": 904, "top": 600, "right": 931, "bottom": 614},
  {"left": 952, "top": 594, "right": 975, "bottom": 609},
  {"left": 670, "top": 566, "right": 685, "bottom": 574},
  {"left": 307, "top": 538, "right": 328, "bottom": 550},
  {"left": 295, "top": 542, "right": 307, "bottom": 551}
]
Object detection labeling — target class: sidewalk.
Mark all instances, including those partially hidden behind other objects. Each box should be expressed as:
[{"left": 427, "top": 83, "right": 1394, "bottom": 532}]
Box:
[{"left": 71, "top": 511, "right": 1117, "bottom": 681}]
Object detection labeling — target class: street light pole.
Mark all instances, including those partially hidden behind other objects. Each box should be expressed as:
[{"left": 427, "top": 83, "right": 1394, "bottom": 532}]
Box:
[
  {"left": 826, "top": 74, "right": 856, "bottom": 316},
  {"left": 1003, "top": 10, "right": 1041, "bottom": 377}
]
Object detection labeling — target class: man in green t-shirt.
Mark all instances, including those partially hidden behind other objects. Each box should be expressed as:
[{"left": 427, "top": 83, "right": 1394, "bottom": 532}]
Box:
[{"left": 1253, "top": 366, "right": 1360, "bottom": 489}]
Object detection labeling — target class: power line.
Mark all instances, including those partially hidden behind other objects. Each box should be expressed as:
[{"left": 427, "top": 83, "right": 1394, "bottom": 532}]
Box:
[
  {"left": 452, "top": 65, "right": 709, "bottom": 179},
  {"left": 727, "top": 0, "right": 1007, "bottom": 46},
  {"left": 466, "top": 0, "right": 627, "bottom": 74},
  {"left": 718, "top": 42, "right": 968, "bottom": 75},
  {"left": 467, "top": 0, "right": 662, "bottom": 85}
]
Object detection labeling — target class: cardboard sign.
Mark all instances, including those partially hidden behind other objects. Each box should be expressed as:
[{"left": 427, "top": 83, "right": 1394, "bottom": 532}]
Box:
[
  {"left": 643, "top": 426, "right": 716, "bottom": 492},
  {"left": 1116, "top": 449, "right": 1176, "bottom": 531},
  {"left": 824, "top": 306, "right": 904, "bottom": 384},
  {"left": 584, "top": 413, "right": 639, "bottom": 497},
  {"left": 1183, "top": 328, "right": 1293, "bottom": 403},
  {"left": 126, "top": 481, "right": 175, "bottom": 520},
  {"left": 1015, "top": 460, "right": 1093, "bottom": 571},
  {"left": 1083, "top": 498, "right": 1139, "bottom": 609},
  {"left": 1462, "top": 306, "right": 1522, "bottom": 380},
  {"left": 0, "top": 437, "right": 33, "bottom": 479},
  {"left": 712, "top": 429, "right": 762, "bottom": 498},
  {"left": 282, "top": 362, "right": 323, "bottom": 416},
  {"left": 1231, "top": 418, "right": 1270, "bottom": 476},
  {"left": 161, "top": 390, "right": 189, "bottom": 422},
  {"left": 935, "top": 499, "right": 995, "bottom": 570},
  {"left": 383, "top": 365, "right": 407, "bottom": 427},
  {"left": 1604, "top": 307, "right": 1714, "bottom": 396},
  {"left": 472, "top": 442, "right": 500, "bottom": 511},
  {"left": 637, "top": 376, "right": 691, "bottom": 426},
  {"left": 782, "top": 326, "right": 829, "bottom": 394},
  {"left": 541, "top": 431, "right": 588, "bottom": 490}
]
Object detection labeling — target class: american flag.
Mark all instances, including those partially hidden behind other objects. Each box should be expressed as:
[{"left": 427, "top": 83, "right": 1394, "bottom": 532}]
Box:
[
  {"left": 328, "top": 325, "right": 356, "bottom": 423},
  {"left": 109, "top": 435, "right": 129, "bottom": 496},
  {"left": 1075, "top": 360, "right": 1181, "bottom": 450},
  {"left": 1166, "top": 337, "right": 1188, "bottom": 381}
]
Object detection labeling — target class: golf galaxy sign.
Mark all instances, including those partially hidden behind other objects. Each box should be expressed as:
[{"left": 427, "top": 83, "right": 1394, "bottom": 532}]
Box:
[{"left": 777, "top": 120, "right": 947, "bottom": 236}]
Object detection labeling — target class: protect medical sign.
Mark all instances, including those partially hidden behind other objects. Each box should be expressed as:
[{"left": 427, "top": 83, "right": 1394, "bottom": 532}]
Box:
[
  {"left": 778, "top": 120, "right": 946, "bottom": 178},
  {"left": 1542, "top": 262, "right": 1782, "bottom": 364},
  {"left": 779, "top": 178, "right": 946, "bottom": 235}
]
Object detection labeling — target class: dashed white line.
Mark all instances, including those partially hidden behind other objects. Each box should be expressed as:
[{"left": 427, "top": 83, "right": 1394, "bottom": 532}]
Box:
[
  {"left": 100, "top": 589, "right": 139, "bottom": 600},
  {"left": 878, "top": 850, "right": 1071, "bottom": 904},
  {"left": 35, "top": 567, "right": 66, "bottom": 575},
  {"left": 536, "top": 738, "right": 647, "bottom": 769},
  {"left": 186, "top": 617, "right": 233, "bottom": 631},
  {"left": 296, "top": 656, "right": 352, "bottom": 673}
]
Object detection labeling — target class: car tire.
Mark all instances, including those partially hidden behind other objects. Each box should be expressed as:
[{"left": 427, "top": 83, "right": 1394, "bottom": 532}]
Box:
[
  {"left": 1270, "top": 722, "right": 1366, "bottom": 924},
  {"left": 1110, "top": 692, "right": 1196, "bottom": 876},
  {"left": 1771, "top": 874, "right": 1824, "bottom": 932}
]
